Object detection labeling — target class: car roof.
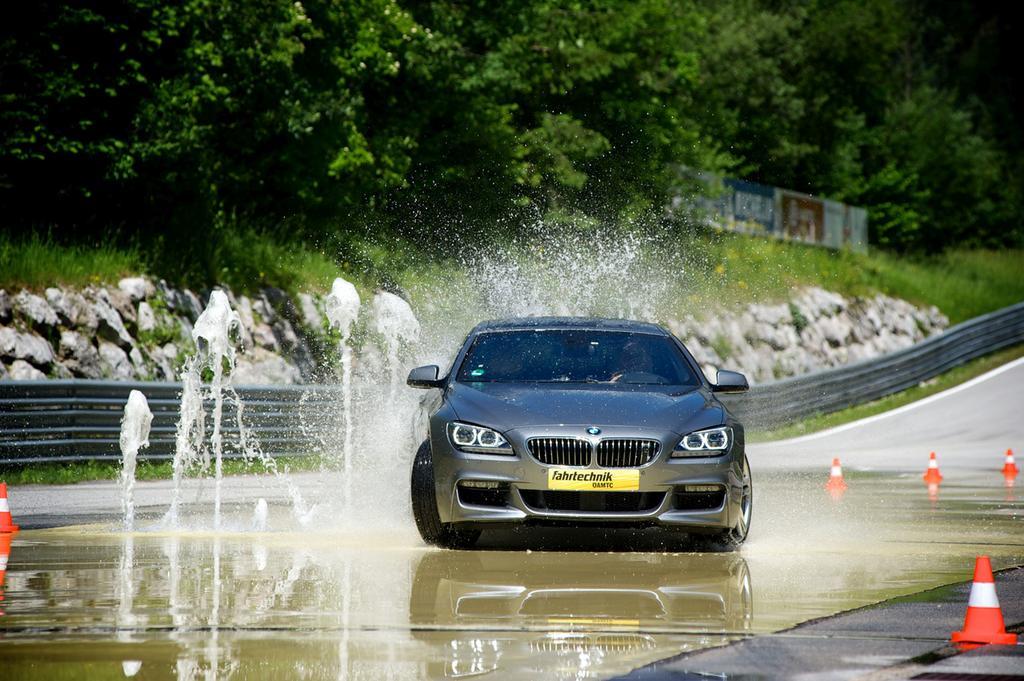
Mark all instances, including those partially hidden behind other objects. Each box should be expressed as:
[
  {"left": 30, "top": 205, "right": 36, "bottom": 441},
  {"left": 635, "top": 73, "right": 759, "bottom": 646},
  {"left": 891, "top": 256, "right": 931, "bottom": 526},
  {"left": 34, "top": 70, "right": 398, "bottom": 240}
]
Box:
[{"left": 470, "top": 316, "right": 670, "bottom": 336}]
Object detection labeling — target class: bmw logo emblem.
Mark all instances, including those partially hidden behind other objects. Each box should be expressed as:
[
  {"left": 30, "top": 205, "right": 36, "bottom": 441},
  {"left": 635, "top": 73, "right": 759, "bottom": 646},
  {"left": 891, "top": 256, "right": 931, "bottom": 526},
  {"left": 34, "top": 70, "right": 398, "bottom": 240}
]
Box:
[{"left": 586, "top": 427, "right": 601, "bottom": 435}]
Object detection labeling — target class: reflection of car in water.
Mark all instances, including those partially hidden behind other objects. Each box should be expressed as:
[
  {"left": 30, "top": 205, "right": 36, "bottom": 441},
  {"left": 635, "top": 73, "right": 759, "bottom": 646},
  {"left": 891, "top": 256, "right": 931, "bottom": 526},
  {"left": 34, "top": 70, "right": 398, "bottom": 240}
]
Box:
[
  {"left": 410, "top": 550, "right": 752, "bottom": 678},
  {"left": 407, "top": 318, "right": 752, "bottom": 549}
]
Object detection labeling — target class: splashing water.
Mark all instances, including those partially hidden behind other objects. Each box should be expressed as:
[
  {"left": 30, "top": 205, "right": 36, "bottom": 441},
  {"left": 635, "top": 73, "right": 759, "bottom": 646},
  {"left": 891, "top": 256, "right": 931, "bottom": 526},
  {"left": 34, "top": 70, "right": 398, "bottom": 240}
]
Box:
[
  {"left": 195, "top": 291, "right": 241, "bottom": 530},
  {"left": 165, "top": 290, "right": 241, "bottom": 529},
  {"left": 325, "top": 277, "right": 361, "bottom": 335},
  {"left": 164, "top": 290, "right": 313, "bottom": 531},
  {"left": 314, "top": 288, "right": 423, "bottom": 532},
  {"left": 408, "top": 225, "right": 681, "bottom": 368},
  {"left": 325, "top": 277, "right": 361, "bottom": 512},
  {"left": 119, "top": 390, "right": 153, "bottom": 532},
  {"left": 252, "top": 498, "right": 268, "bottom": 532},
  {"left": 468, "top": 229, "right": 669, "bottom": 320},
  {"left": 291, "top": 223, "right": 705, "bottom": 536},
  {"left": 371, "top": 290, "right": 421, "bottom": 400},
  {"left": 149, "top": 222, "right": 733, "bottom": 537}
]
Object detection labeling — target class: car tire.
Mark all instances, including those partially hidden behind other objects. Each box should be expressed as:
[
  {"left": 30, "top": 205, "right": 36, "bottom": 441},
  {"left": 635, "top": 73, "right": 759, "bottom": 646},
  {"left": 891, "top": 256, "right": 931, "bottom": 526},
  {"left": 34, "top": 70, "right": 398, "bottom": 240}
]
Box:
[
  {"left": 410, "top": 439, "right": 481, "bottom": 550},
  {"left": 710, "top": 454, "right": 753, "bottom": 550}
]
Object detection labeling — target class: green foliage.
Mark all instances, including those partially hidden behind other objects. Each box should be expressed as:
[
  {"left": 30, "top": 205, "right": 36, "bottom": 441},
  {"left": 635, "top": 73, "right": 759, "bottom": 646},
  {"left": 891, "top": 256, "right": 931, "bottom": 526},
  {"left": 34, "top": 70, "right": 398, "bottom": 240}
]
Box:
[
  {"left": 209, "top": 229, "right": 350, "bottom": 295},
  {"left": 709, "top": 335, "right": 734, "bottom": 360},
  {"left": 864, "top": 248, "right": 1024, "bottom": 323},
  {"left": 835, "top": 87, "right": 1012, "bottom": 253},
  {"left": 0, "top": 0, "right": 1022, "bottom": 266},
  {"left": 136, "top": 322, "right": 179, "bottom": 348},
  {"left": 4, "top": 218, "right": 1019, "bottom": 326},
  {"left": 789, "top": 303, "right": 809, "bottom": 335}
]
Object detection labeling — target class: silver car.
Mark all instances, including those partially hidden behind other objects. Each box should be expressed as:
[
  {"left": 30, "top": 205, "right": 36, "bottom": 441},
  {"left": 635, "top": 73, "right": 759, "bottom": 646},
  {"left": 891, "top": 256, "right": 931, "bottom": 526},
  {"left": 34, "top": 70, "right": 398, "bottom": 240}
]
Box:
[{"left": 407, "top": 317, "right": 752, "bottom": 549}]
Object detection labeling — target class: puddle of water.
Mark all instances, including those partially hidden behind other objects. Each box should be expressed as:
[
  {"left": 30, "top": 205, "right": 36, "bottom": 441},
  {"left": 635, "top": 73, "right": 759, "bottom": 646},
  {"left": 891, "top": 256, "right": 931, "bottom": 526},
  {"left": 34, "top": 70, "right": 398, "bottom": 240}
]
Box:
[{"left": 0, "top": 472, "right": 1020, "bottom": 680}]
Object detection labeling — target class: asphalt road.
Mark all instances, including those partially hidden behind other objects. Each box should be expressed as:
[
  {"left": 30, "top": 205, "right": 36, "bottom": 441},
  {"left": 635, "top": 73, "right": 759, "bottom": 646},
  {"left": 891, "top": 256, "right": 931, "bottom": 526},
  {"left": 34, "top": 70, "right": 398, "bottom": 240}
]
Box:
[
  {"left": 1, "top": 357, "right": 1022, "bottom": 680},
  {"left": 751, "top": 355, "right": 1024, "bottom": 473},
  {"left": 7, "top": 357, "right": 1023, "bottom": 527}
]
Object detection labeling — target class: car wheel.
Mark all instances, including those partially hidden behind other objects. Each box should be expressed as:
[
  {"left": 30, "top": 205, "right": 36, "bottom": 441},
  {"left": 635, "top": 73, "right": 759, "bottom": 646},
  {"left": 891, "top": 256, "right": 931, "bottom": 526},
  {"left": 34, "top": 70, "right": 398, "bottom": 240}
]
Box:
[
  {"left": 716, "top": 454, "right": 753, "bottom": 549},
  {"left": 410, "top": 439, "right": 481, "bottom": 550}
]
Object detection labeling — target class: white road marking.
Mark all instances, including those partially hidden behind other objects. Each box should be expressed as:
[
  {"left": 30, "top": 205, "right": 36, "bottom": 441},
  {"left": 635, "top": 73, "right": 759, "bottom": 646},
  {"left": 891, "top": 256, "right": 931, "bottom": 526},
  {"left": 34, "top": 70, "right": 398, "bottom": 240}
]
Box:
[{"left": 765, "top": 355, "right": 1024, "bottom": 446}]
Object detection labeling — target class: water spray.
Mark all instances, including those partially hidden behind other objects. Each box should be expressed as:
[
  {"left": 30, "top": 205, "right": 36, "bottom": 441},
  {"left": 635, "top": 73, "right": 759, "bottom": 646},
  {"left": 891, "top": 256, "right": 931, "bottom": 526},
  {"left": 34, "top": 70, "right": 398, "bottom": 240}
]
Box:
[
  {"left": 371, "top": 290, "right": 421, "bottom": 403},
  {"left": 164, "top": 290, "right": 313, "bottom": 530},
  {"left": 119, "top": 390, "right": 153, "bottom": 532},
  {"left": 325, "top": 277, "right": 361, "bottom": 513}
]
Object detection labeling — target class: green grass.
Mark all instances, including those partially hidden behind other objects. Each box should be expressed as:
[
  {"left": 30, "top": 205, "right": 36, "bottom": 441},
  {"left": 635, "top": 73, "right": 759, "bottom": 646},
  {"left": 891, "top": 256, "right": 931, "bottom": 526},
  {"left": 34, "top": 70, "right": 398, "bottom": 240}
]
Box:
[
  {"left": 682, "top": 231, "right": 1024, "bottom": 323},
  {"left": 750, "top": 343, "right": 1024, "bottom": 442},
  {"left": 211, "top": 229, "right": 366, "bottom": 297},
  {"left": 0, "top": 232, "right": 145, "bottom": 290},
  {"left": 0, "top": 229, "right": 373, "bottom": 300},
  {"left": 0, "top": 455, "right": 328, "bottom": 486},
  {"left": 2, "top": 226, "right": 1022, "bottom": 324},
  {"left": 857, "top": 248, "right": 1024, "bottom": 323}
]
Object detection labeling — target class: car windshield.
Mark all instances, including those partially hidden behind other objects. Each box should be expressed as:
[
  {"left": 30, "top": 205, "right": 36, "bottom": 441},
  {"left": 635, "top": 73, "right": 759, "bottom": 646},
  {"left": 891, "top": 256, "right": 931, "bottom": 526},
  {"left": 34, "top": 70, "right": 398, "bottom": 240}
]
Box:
[{"left": 457, "top": 330, "right": 700, "bottom": 386}]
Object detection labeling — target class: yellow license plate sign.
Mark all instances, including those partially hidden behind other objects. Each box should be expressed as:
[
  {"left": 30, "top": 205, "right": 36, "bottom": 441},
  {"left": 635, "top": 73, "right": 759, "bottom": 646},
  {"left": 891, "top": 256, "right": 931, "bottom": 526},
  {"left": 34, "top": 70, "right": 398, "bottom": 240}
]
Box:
[{"left": 547, "top": 468, "right": 640, "bottom": 491}]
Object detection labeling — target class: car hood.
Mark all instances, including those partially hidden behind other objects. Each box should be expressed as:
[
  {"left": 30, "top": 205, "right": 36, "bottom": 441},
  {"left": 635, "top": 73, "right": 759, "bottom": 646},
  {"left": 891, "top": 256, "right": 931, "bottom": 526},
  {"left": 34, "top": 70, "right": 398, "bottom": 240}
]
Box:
[{"left": 446, "top": 382, "right": 723, "bottom": 434}]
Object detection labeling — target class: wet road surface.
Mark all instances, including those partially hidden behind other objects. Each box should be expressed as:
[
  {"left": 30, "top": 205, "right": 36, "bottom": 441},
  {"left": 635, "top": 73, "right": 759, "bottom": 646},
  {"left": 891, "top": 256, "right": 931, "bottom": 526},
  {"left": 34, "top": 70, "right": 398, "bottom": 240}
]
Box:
[
  {"left": 1, "top": 471, "right": 1021, "bottom": 679},
  {"left": 1, "top": 359, "right": 1022, "bottom": 679}
]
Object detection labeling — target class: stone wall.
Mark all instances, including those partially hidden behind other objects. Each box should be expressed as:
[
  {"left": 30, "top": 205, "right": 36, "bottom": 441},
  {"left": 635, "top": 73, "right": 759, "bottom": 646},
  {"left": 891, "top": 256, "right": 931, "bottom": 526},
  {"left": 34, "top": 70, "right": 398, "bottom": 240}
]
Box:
[
  {"left": 0, "top": 279, "right": 326, "bottom": 384},
  {"left": 0, "top": 279, "right": 947, "bottom": 385},
  {"left": 668, "top": 287, "right": 947, "bottom": 384}
]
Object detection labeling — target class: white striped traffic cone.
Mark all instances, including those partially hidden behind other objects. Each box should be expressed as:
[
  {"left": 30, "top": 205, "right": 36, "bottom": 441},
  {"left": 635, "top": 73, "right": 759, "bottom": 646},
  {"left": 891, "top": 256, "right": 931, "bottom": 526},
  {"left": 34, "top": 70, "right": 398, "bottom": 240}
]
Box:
[
  {"left": 825, "top": 458, "right": 847, "bottom": 500},
  {"left": 951, "top": 555, "right": 1017, "bottom": 646},
  {"left": 1002, "top": 448, "right": 1019, "bottom": 477},
  {"left": 923, "top": 452, "right": 943, "bottom": 484},
  {"left": 825, "top": 458, "right": 847, "bottom": 490},
  {"left": 0, "top": 483, "right": 18, "bottom": 534},
  {"left": 0, "top": 532, "right": 10, "bottom": 605}
]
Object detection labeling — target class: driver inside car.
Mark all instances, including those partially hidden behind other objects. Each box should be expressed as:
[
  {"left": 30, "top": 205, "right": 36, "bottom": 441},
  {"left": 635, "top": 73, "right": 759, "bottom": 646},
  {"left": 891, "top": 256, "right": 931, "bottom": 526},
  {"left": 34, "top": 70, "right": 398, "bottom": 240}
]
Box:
[{"left": 610, "top": 338, "right": 659, "bottom": 383}]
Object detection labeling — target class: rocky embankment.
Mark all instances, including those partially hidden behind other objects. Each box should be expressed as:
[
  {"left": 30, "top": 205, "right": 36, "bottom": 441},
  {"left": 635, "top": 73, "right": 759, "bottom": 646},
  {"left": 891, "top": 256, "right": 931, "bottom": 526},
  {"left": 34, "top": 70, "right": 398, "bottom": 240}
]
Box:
[
  {"left": 670, "top": 287, "right": 948, "bottom": 383},
  {"left": 0, "top": 279, "right": 946, "bottom": 385},
  {"left": 0, "top": 279, "right": 332, "bottom": 384}
]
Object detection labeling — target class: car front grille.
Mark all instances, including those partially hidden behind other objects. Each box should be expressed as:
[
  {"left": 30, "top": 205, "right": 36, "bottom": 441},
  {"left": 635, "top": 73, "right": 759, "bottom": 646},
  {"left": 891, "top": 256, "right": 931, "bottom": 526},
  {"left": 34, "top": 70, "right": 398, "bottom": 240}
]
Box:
[
  {"left": 527, "top": 437, "right": 592, "bottom": 466},
  {"left": 520, "top": 490, "right": 665, "bottom": 513},
  {"left": 596, "top": 439, "right": 661, "bottom": 467},
  {"left": 529, "top": 634, "right": 656, "bottom": 654},
  {"left": 528, "top": 630, "right": 655, "bottom": 655}
]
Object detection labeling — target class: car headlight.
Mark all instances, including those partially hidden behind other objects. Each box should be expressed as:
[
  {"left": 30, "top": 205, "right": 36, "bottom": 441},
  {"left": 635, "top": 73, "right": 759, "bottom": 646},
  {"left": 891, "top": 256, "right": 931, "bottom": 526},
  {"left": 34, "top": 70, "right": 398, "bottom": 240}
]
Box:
[
  {"left": 448, "top": 422, "right": 513, "bottom": 455},
  {"left": 672, "top": 426, "right": 732, "bottom": 457}
]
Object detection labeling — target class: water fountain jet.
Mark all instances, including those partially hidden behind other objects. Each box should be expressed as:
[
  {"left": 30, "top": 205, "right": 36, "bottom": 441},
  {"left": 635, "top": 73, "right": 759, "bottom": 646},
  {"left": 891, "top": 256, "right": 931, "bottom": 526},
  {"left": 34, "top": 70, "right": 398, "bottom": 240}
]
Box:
[
  {"left": 165, "top": 290, "right": 241, "bottom": 530},
  {"left": 119, "top": 390, "right": 153, "bottom": 532},
  {"left": 164, "top": 290, "right": 313, "bottom": 531},
  {"left": 325, "top": 277, "right": 361, "bottom": 512}
]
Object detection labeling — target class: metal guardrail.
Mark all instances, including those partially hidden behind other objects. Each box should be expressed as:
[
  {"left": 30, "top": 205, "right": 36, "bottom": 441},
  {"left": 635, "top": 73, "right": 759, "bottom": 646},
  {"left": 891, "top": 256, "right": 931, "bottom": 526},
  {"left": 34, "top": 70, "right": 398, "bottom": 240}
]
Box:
[
  {"left": 2, "top": 302, "right": 1023, "bottom": 463},
  {"left": 721, "top": 301, "right": 1024, "bottom": 430},
  {"left": 0, "top": 380, "right": 344, "bottom": 465}
]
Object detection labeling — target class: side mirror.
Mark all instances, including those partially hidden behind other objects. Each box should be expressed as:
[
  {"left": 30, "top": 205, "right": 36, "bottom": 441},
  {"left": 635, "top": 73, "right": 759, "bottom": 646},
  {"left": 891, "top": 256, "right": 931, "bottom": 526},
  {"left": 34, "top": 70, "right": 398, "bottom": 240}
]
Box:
[
  {"left": 407, "top": 365, "right": 444, "bottom": 389},
  {"left": 712, "top": 369, "right": 749, "bottom": 394}
]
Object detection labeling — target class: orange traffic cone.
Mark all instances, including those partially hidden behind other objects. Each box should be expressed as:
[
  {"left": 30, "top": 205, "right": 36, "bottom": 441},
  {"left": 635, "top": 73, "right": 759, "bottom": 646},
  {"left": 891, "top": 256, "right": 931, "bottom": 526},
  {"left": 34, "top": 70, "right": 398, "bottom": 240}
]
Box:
[
  {"left": 922, "top": 452, "right": 943, "bottom": 484},
  {"left": 0, "top": 484, "right": 18, "bottom": 534},
  {"left": 825, "top": 458, "right": 847, "bottom": 496},
  {"left": 0, "top": 533, "right": 10, "bottom": 604},
  {"left": 1002, "top": 449, "right": 1019, "bottom": 477},
  {"left": 952, "top": 556, "right": 1018, "bottom": 646}
]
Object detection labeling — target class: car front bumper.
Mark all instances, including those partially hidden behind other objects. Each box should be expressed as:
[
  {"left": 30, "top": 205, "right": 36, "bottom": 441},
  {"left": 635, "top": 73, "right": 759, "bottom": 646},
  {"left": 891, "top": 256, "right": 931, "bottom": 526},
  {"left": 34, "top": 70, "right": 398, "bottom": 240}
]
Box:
[{"left": 429, "top": 424, "right": 745, "bottom": 531}]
